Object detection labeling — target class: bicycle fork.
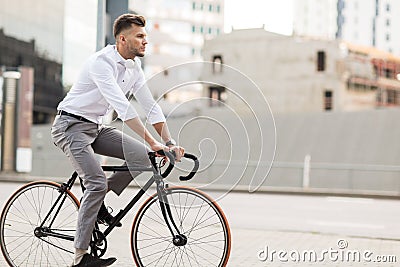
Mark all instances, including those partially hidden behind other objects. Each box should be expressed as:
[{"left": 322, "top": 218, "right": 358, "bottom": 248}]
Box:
[
  {"left": 156, "top": 180, "right": 187, "bottom": 247},
  {"left": 34, "top": 173, "right": 78, "bottom": 243}
]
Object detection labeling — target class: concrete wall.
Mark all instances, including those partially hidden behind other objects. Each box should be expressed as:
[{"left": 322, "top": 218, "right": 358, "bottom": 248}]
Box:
[{"left": 29, "top": 109, "right": 400, "bottom": 195}]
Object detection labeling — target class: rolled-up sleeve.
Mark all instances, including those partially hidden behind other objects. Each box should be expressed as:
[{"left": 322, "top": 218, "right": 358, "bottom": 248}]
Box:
[
  {"left": 134, "top": 69, "right": 166, "bottom": 124},
  {"left": 89, "top": 56, "right": 138, "bottom": 121}
]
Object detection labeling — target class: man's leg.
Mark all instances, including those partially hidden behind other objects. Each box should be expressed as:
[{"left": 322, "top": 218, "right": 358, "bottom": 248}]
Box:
[
  {"left": 67, "top": 142, "right": 115, "bottom": 265},
  {"left": 92, "top": 126, "right": 151, "bottom": 195},
  {"left": 68, "top": 142, "right": 108, "bottom": 250},
  {"left": 52, "top": 117, "right": 115, "bottom": 265}
]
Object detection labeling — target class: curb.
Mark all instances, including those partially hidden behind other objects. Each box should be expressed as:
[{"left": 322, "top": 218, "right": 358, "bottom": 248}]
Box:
[{"left": 1, "top": 174, "right": 400, "bottom": 200}]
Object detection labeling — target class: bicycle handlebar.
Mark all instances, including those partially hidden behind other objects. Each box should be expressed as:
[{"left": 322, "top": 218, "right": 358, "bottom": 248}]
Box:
[
  {"left": 179, "top": 153, "right": 199, "bottom": 181},
  {"left": 154, "top": 150, "right": 199, "bottom": 181}
]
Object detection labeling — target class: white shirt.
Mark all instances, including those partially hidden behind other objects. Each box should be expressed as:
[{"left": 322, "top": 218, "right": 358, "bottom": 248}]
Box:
[{"left": 57, "top": 45, "right": 165, "bottom": 124}]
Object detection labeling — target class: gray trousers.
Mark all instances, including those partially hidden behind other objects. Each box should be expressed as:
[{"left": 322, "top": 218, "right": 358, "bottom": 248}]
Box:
[{"left": 51, "top": 114, "right": 151, "bottom": 249}]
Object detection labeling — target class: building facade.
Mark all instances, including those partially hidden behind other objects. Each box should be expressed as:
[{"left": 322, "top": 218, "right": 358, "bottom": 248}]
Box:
[
  {"left": 0, "top": 0, "right": 131, "bottom": 122},
  {"left": 201, "top": 28, "right": 400, "bottom": 114},
  {"left": 0, "top": 30, "right": 64, "bottom": 124},
  {"left": 0, "top": 0, "right": 65, "bottom": 63},
  {"left": 293, "top": 0, "right": 400, "bottom": 56},
  {"left": 293, "top": 0, "right": 338, "bottom": 39},
  {"left": 0, "top": 0, "right": 71, "bottom": 123},
  {"left": 130, "top": 0, "right": 224, "bottom": 100},
  {"left": 63, "top": 0, "right": 99, "bottom": 86}
]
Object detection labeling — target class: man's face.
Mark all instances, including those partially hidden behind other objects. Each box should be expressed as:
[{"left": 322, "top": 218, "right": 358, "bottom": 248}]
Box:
[{"left": 121, "top": 24, "right": 148, "bottom": 58}]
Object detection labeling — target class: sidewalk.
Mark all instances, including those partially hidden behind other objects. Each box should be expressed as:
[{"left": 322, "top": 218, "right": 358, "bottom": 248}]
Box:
[
  {"left": 227, "top": 228, "right": 399, "bottom": 267},
  {"left": 106, "top": 228, "right": 399, "bottom": 267},
  {"left": 1, "top": 227, "right": 398, "bottom": 266},
  {"left": 1, "top": 181, "right": 399, "bottom": 267}
]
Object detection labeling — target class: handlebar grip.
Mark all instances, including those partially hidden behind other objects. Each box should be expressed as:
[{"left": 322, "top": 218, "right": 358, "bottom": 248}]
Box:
[
  {"left": 155, "top": 150, "right": 175, "bottom": 178},
  {"left": 179, "top": 153, "right": 199, "bottom": 181},
  {"left": 155, "top": 150, "right": 175, "bottom": 164}
]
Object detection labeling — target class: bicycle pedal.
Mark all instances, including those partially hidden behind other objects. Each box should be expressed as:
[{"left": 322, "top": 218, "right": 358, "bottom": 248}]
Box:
[{"left": 97, "top": 216, "right": 122, "bottom": 227}]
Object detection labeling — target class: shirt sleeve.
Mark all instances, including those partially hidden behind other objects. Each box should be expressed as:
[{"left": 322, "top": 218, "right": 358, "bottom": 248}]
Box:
[
  {"left": 88, "top": 55, "right": 138, "bottom": 121},
  {"left": 134, "top": 68, "right": 166, "bottom": 124}
]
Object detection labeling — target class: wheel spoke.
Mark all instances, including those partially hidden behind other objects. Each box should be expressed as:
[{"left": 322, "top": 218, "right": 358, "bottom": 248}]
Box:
[
  {"left": 132, "top": 187, "right": 230, "bottom": 267},
  {"left": 1, "top": 182, "right": 78, "bottom": 266}
]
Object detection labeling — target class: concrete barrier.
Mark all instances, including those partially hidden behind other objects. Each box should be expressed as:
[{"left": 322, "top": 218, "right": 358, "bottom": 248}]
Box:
[{"left": 6, "top": 108, "right": 399, "bottom": 197}]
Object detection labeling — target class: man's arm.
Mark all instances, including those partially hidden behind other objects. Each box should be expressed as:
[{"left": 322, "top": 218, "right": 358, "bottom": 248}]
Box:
[
  {"left": 153, "top": 121, "right": 184, "bottom": 161},
  {"left": 125, "top": 117, "right": 165, "bottom": 152},
  {"left": 153, "top": 122, "right": 172, "bottom": 144}
]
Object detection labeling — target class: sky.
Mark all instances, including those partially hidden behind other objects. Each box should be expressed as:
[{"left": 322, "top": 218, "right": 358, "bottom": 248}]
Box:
[{"left": 224, "top": 0, "right": 294, "bottom": 35}]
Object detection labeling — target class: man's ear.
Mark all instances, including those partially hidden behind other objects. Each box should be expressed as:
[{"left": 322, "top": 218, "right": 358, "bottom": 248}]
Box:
[{"left": 118, "top": 34, "right": 126, "bottom": 43}]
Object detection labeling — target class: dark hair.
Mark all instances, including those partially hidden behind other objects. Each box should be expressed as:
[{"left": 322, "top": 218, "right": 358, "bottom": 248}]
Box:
[{"left": 113, "top": 14, "right": 146, "bottom": 38}]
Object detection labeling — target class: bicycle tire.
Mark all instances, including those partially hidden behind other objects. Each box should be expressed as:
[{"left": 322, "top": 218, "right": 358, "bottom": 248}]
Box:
[
  {"left": 131, "top": 186, "right": 231, "bottom": 267},
  {"left": 0, "top": 180, "right": 80, "bottom": 267}
]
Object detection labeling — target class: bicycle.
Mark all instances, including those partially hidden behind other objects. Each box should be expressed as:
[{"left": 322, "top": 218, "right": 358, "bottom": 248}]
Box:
[{"left": 0, "top": 150, "right": 231, "bottom": 266}]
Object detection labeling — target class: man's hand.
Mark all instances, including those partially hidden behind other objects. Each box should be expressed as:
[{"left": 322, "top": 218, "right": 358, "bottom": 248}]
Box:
[
  {"left": 150, "top": 141, "right": 167, "bottom": 153},
  {"left": 168, "top": 145, "right": 185, "bottom": 162},
  {"left": 151, "top": 142, "right": 184, "bottom": 163}
]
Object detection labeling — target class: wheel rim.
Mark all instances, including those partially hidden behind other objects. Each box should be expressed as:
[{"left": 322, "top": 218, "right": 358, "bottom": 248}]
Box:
[
  {"left": 132, "top": 187, "right": 230, "bottom": 267},
  {"left": 0, "top": 182, "right": 79, "bottom": 267}
]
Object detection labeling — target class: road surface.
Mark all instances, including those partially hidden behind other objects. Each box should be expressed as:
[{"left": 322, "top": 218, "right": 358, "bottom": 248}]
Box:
[{"left": 0, "top": 181, "right": 399, "bottom": 266}]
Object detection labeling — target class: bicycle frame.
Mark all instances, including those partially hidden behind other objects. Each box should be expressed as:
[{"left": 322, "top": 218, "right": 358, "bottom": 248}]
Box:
[{"left": 35, "top": 151, "right": 197, "bottom": 248}]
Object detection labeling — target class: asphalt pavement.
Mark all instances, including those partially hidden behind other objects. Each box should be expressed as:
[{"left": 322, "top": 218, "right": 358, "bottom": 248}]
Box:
[{"left": 0, "top": 181, "right": 399, "bottom": 266}]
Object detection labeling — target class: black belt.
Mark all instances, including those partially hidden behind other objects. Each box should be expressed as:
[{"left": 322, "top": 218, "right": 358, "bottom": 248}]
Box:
[{"left": 57, "top": 110, "right": 93, "bottom": 123}]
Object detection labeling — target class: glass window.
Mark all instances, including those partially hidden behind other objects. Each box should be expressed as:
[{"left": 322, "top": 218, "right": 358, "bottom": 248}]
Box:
[
  {"left": 317, "top": 51, "right": 326, "bottom": 71},
  {"left": 387, "top": 90, "right": 396, "bottom": 104},
  {"left": 324, "top": 90, "right": 333, "bottom": 111},
  {"left": 209, "top": 86, "right": 226, "bottom": 107},
  {"left": 212, "top": 55, "right": 223, "bottom": 73}
]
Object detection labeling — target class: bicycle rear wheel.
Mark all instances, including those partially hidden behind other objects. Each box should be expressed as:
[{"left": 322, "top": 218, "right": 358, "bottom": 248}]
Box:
[
  {"left": 0, "top": 181, "right": 80, "bottom": 267},
  {"left": 131, "top": 186, "right": 231, "bottom": 267}
]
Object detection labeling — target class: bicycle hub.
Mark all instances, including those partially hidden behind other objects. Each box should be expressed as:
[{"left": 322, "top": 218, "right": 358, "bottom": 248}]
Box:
[
  {"left": 172, "top": 234, "right": 187, "bottom": 246},
  {"left": 34, "top": 227, "right": 48, "bottom": 238}
]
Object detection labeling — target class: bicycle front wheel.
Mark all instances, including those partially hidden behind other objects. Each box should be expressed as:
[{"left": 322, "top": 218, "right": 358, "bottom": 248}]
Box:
[
  {"left": 0, "top": 181, "right": 80, "bottom": 267},
  {"left": 131, "top": 186, "right": 231, "bottom": 267}
]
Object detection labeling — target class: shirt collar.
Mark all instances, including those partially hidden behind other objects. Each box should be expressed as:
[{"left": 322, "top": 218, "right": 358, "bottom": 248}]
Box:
[
  {"left": 110, "top": 45, "right": 126, "bottom": 64},
  {"left": 110, "top": 45, "right": 137, "bottom": 69}
]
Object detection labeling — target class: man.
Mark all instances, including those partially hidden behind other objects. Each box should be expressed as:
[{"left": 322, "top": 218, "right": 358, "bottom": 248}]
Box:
[{"left": 51, "top": 14, "right": 184, "bottom": 266}]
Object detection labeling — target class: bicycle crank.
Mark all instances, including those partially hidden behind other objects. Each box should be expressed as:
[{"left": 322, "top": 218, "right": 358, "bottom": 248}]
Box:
[{"left": 90, "top": 230, "right": 107, "bottom": 257}]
